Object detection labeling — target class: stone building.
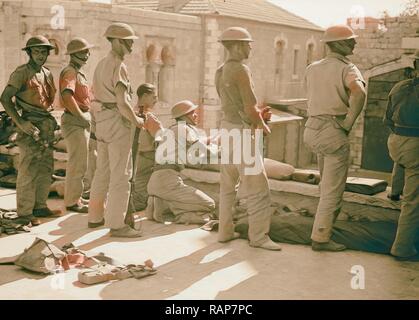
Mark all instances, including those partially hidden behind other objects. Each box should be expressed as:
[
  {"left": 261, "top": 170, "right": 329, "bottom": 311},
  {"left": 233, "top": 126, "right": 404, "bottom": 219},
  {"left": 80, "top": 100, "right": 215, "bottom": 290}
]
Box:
[
  {"left": 117, "top": 0, "right": 324, "bottom": 130},
  {"left": 0, "top": 0, "right": 325, "bottom": 167}
]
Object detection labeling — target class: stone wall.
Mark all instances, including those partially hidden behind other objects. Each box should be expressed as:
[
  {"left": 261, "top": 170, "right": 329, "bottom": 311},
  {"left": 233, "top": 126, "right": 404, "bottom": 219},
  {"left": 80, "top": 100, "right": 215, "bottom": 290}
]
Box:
[{"left": 348, "top": 15, "right": 419, "bottom": 169}]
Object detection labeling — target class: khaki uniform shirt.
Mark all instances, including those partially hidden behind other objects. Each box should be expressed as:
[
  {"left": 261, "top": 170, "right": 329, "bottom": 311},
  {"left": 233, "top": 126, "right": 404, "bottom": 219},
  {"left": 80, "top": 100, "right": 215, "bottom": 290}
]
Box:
[
  {"left": 215, "top": 60, "right": 257, "bottom": 125},
  {"left": 384, "top": 78, "right": 419, "bottom": 137},
  {"left": 7, "top": 63, "right": 56, "bottom": 109},
  {"left": 305, "top": 52, "right": 365, "bottom": 116},
  {"left": 92, "top": 51, "right": 133, "bottom": 104},
  {"left": 59, "top": 63, "right": 92, "bottom": 112}
]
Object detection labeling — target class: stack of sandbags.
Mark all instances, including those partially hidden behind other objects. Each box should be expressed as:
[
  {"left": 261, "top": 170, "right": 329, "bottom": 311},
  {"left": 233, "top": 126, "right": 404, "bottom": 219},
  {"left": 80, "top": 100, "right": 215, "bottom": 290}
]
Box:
[{"left": 187, "top": 158, "right": 295, "bottom": 181}]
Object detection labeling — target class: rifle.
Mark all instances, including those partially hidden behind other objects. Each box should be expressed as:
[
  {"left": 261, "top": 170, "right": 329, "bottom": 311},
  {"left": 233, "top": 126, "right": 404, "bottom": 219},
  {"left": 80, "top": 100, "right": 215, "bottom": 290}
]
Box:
[{"left": 124, "top": 112, "right": 145, "bottom": 229}]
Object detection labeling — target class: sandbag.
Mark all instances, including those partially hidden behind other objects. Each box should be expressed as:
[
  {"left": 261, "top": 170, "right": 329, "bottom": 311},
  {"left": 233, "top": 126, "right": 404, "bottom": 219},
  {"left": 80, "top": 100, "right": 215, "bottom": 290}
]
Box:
[
  {"left": 187, "top": 158, "right": 295, "bottom": 180},
  {"left": 345, "top": 177, "right": 388, "bottom": 195},
  {"left": 264, "top": 158, "right": 294, "bottom": 180}
]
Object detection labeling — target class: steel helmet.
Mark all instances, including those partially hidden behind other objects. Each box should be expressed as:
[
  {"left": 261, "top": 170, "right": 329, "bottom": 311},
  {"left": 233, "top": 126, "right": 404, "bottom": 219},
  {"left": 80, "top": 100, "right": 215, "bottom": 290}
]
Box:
[
  {"left": 104, "top": 22, "right": 138, "bottom": 40},
  {"left": 322, "top": 25, "right": 358, "bottom": 43},
  {"left": 171, "top": 100, "right": 198, "bottom": 119},
  {"left": 66, "top": 37, "right": 95, "bottom": 55},
  {"left": 219, "top": 27, "right": 253, "bottom": 42},
  {"left": 22, "top": 35, "right": 55, "bottom": 51}
]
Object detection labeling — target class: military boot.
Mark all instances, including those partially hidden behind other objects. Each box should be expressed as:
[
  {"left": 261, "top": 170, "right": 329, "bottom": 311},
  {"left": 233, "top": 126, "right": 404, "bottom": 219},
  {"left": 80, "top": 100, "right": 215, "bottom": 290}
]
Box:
[{"left": 312, "top": 240, "right": 346, "bottom": 252}]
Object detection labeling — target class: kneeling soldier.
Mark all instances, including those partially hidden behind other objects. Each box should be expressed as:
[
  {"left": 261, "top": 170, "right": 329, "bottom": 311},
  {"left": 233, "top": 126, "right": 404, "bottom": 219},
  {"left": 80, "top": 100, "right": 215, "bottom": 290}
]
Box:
[{"left": 146, "top": 100, "right": 216, "bottom": 224}]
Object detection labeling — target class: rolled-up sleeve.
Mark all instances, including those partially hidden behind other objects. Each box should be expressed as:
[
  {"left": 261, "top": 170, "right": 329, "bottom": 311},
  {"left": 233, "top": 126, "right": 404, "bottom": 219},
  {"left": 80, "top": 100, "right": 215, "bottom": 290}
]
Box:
[
  {"left": 344, "top": 64, "right": 365, "bottom": 88},
  {"left": 60, "top": 69, "right": 77, "bottom": 94},
  {"left": 7, "top": 69, "right": 25, "bottom": 91}
]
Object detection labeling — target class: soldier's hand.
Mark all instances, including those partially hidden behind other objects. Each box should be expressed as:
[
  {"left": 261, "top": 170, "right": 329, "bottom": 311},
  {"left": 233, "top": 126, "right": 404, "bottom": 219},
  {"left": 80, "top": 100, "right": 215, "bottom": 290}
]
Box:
[
  {"left": 144, "top": 114, "right": 163, "bottom": 137},
  {"left": 18, "top": 120, "right": 37, "bottom": 136},
  {"left": 134, "top": 116, "right": 145, "bottom": 128},
  {"left": 261, "top": 106, "right": 272, "bottom": 122},
  {"left": 333, "top": 116, "right": 351, "bottom": 135},
  {"left": 262, "top": 122, "right": 271, "bottom": 135}
]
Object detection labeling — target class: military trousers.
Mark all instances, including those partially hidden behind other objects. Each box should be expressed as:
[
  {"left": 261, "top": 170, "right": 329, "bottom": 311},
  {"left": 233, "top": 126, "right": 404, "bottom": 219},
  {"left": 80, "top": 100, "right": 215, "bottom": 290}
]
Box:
[
  {"left": 131, "top": 151, "right": 155, "bottom": 212},
  {"left": 389, "top": 162, "right": 405, "bottom": 197},
  {"left": 147, "top": 168, "right": 215, "bottom": 217},
  {"left": 82, "top": 136, "right": 97, "bottom": 192},
  {"left": 61, "top": 112, "right": 90, "bottom": 207},
  {"left": 88, "top": 107, "right": 133, "bottom": 230},
  {"left": 217, "top": 120, "right": 272, "bottom": 246},
  {"left": 388, "top": 133, "right": 419, "bottom": 257},
  {"left": 304, "top": 116, "right": 350, "bottom": 243},
  {"left": 15, "top": 118, "right": 56, "bottom": 217}
]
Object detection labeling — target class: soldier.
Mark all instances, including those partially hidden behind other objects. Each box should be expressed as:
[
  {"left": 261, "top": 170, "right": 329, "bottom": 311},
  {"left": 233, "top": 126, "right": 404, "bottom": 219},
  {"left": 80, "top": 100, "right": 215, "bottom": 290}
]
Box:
[
  {"left": 130, "top": 83, "right": 158, "bottom": 213},
  {"left": 0, "top": 35, "right": 62, "bottom": 226},
  {"left": 146, "top": 100, "right": 216, "bottom": 224},
  {"left": 87, "top": 23, "right": 161, "bottom": 237},
  {"left": 215, "top": 27, "right": 281, "bottom": 251},
  {"left": 384, "top": 50, "right": 419, "bottom": 261},
  {"left": 60, "top": 37, "right": 94, "bottom": 213},
  {"left": 304, "top": 25, "right": 366, "bottom": 251}
]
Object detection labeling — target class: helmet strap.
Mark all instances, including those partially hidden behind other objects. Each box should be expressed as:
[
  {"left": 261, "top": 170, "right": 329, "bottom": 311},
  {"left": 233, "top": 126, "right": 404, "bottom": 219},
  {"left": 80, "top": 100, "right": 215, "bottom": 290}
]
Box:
[
  {"left": 327, "top": 40, "right": 354, "bottom": 57},
  {"left": 119, "top": 39, "right": 132, "bottom": 55},
  {"left": 71, "top": 52, "right": 89, "bottom": 68}
]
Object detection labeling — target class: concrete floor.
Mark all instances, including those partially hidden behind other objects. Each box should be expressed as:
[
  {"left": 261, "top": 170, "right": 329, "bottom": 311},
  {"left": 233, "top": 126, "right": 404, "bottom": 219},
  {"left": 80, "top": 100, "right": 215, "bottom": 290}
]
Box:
[{"left": 0, "top": 188, "right": 418, "bottom": 300}]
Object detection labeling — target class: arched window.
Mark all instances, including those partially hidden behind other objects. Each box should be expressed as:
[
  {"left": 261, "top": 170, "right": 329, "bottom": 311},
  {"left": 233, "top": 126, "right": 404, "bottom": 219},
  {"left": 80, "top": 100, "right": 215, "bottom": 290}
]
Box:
[
  {"left": 275, "top": 40, "right": 285, "bottom": 76},
  {"left": 145, "top": 44, "right": 161, "bottom": 90},
  {"left": 307, "top": 43, "right": 314, "bottom": 65},
  {"left": 159, "top": 45, "right": 176, "bottom": 103},
  {"left": 274, "top": 40, "right": 285, "bottom": 94}
]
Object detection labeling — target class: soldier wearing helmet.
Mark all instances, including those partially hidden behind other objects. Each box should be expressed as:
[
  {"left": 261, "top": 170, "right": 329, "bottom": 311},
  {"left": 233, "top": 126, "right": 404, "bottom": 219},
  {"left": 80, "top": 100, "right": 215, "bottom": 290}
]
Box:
[
  {"left": 60, "top": 37, "right": 95, "bottom": 214},
  {"left": 384, "top": 50, "right": 419, "bottom": 261},
  {"left": 303, "top": 25, "right": 366, "bottom": 251},
  {"left": 0, "top": 35, "right": 62, "bottom": 227},
  {"left": 146, "top": 100, "right": 216, "bottom": 224},
  {"left": 87, "top": 23, "right": 162, "bottom": 237},
  {"left": 215, "top": 27, "right": 281, "bottom": 251}
]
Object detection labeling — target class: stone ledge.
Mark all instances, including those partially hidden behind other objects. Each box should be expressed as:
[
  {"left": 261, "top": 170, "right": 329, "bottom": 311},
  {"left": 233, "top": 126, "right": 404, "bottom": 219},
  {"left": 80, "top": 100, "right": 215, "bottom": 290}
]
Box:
[{"left": 181, "top": 168, "right": 400, "bottom": 211}]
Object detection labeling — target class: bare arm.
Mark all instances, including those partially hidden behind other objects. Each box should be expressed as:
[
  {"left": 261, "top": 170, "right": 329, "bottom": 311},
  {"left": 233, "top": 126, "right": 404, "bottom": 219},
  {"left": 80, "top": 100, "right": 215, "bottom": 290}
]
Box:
[
  {"left": 340, "top": 80, "right": 366, "bottom": 132},
  {"left": 237, "top": 68, "right": 271, "bottom": 134},
  {"left": 115, "top": 82, "right": 144, "bottom": 128},
  {"left": 0, "top": 86, "right": 37, "bottom": 135}
]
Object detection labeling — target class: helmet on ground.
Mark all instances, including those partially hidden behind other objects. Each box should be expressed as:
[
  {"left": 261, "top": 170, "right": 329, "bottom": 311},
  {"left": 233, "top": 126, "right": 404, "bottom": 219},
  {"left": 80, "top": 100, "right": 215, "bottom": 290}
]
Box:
[
  {"left": 219, "top": 27, "right": 253, "bottom": 42},
  {"left": 171, "top": 100, "right": 198, "bottom": 119},
  {"left": 322, "top": 25, "right": 358, "bottom": 43},
  {"left": 104, "top": 22, "right": 138, "bottom": 40},
  {"left": 66, "top": 37, "right": 95, "bottom": 55},
  {"left": 22, "top": 35, "right": 55, "bottom": 51}
]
